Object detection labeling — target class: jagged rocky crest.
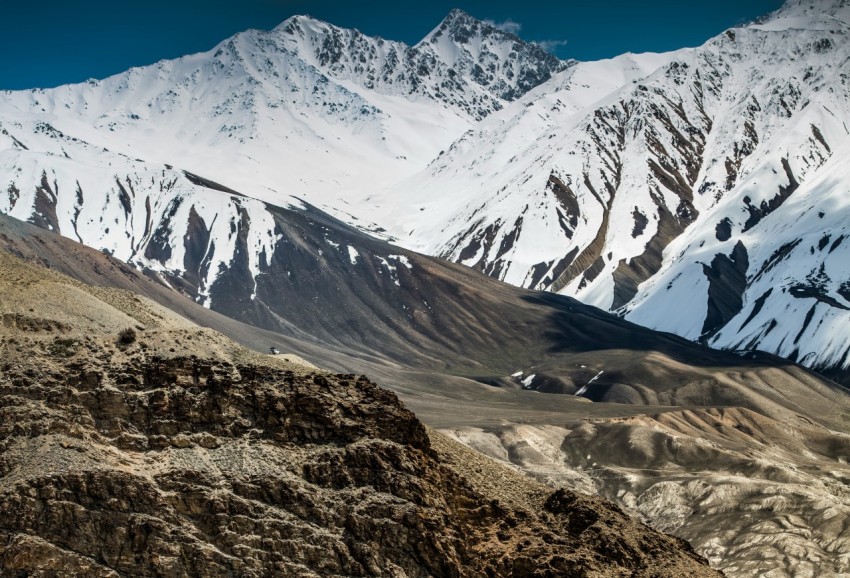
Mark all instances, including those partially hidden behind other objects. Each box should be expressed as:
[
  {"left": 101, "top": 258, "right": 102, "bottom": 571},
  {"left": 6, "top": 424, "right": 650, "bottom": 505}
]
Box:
[
  {"left": 276, "top": 9, "right": 567, "bottom": 118},
  {"left": 421, "top": 9, "right": 569, "bottom": 102}
]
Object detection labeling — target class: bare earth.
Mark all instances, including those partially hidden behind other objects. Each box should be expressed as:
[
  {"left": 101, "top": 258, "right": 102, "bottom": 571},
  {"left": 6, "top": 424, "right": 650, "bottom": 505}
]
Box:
[
  {"left": 3, "top": 216, "right": 850, "bottom": 576},
  {"left": 0, "top": 249, "right": 720, "bottom": 577}
]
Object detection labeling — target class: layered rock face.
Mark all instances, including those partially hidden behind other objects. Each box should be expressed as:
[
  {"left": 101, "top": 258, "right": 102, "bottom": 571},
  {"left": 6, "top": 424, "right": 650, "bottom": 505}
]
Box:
[{"left": 0, "top": 250, "right": 721, "bottom": 577}]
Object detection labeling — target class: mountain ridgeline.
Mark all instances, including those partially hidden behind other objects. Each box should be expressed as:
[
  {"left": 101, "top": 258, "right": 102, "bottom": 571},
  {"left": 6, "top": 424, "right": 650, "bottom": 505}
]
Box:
[{"left": 0, "top": 4, "right": 849, "bottom": 375}]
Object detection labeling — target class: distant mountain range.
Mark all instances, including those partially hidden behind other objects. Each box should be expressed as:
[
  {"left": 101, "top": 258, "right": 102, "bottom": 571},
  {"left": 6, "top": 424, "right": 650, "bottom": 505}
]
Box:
[{"left": 1, "top": 0, "right": 849, "bottom": 384}]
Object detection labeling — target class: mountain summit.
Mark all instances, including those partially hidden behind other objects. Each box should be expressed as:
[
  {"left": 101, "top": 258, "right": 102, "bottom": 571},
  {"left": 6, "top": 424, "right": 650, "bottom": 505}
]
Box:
[
  {"left": 420, "top": 8, "right": 568, "bottom": 101},
  {"left": 271, "top": 10, "right": 567, "bottom": 116},
  {"left": 2, "top": 2, "right": 849, "bottom": 381}
]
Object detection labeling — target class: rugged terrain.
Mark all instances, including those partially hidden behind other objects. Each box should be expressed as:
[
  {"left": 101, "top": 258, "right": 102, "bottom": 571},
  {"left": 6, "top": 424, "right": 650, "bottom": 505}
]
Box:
[
  {"left": 4, "top": 211, "right": 850, "bottom": 577},
  {"left": 0, "top": 248, "right": 721, "bottom": 577},
  {"left": 443, "top": 407, "right": 850, "bottom": 578},
  {"left": 2, "top": 1, "right": 850, "bottom": 575}
]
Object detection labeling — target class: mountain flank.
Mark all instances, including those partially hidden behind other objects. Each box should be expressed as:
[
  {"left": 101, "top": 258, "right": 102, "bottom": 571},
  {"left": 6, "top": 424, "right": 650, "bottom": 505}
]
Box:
[
  {"left": 4, "top": 211, "right": 850, "bottom": 577},
  {"left": 0, "top": 247, "right": 721, "bottom": 577}
]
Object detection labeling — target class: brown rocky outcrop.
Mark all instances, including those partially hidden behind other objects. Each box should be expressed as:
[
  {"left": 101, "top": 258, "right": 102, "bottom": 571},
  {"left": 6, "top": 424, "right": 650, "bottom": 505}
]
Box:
[
  {"left": 0, "top": 345, "right": 721, "bottom": 577},
  {"left": 0, "top": 247, "right": 721, "bottom": 576}
]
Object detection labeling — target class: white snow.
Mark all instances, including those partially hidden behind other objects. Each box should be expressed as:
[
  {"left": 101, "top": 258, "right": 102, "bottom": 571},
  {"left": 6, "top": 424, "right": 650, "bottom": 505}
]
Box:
[
  {"left": 347, "top": 245, "right": 360, "bottom": 265},
  {"left": 575, "top": 370, "right": 604, "bottom": 396},
  {"left": 388, "top": 254, "right": 412, "bottom": 269},
  {"left": 2, "top": 0, "right": 850, "bottom": 374}
]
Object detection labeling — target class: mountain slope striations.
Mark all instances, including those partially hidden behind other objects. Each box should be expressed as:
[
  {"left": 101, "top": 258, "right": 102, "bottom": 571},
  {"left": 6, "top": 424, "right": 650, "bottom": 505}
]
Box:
[{"left": 374, "top": 0, "right": 850, "bottom": 380}]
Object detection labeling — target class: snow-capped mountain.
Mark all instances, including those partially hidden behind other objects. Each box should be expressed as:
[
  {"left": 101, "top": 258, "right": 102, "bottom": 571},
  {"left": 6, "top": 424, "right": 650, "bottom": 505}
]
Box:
[
  {"left": 368, "top": 0, "right": 850, "bottom": 379},
  {"left": 0, "top": 10, "right": 569, "bottom": 313},
  {"left": 0, "top": 10, "right": 564, "bottom": 209},
  {"left": 1, "top": 0, "right": 850, "bottom": 381}
]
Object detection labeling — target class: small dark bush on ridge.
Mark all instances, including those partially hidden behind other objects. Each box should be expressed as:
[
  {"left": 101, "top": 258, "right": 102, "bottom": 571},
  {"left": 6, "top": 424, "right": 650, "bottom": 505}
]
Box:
[{"left": 117, "top": 328, "right": 136, "bottom": 345}]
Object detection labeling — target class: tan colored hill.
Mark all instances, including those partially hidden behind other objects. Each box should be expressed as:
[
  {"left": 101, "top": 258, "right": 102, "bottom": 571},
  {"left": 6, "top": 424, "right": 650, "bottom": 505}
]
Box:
[{"left": 0, "top": 249, "right": 720, "bottom": 577}]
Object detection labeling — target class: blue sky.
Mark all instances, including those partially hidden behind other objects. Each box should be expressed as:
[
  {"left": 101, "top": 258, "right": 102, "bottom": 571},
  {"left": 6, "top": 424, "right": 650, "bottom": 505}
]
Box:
[{"left": 1, "top": 0, "right": 784, "bottom": 90}]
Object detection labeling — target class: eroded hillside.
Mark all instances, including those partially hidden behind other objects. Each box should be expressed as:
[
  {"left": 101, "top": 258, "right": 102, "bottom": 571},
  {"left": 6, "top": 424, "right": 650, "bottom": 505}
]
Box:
[{"left": 0, "top": 249, "right": 720, "bottom": 577}]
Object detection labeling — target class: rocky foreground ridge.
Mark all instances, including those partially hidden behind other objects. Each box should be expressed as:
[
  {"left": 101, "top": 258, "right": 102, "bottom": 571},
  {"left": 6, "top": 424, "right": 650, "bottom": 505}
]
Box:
[{"left": 0, "top": 249, "right": 721, "bottom": 577}]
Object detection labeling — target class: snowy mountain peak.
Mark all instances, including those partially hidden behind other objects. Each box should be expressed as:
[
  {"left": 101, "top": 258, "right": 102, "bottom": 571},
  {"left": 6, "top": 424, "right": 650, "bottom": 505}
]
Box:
[
  {"left": 419, "top": 9, "right": 568, "bottom": 102},
  {"left": 267, "top": 9, "right": 570, "bottom": 117},
  {"left": 274, "top": 13, "right": 394, "bottom": 53},
  {"left": 762, "top": 0, "right": 850, "bottom": 25},
  {"left": 274, "top": 13, "right": 329, "bottom": 31},
  {"left": 426, "top": 8, "right": 519, "bottom": 45},
  {"left": 269, "top": 13, "right": 409, "bottom": 87}
]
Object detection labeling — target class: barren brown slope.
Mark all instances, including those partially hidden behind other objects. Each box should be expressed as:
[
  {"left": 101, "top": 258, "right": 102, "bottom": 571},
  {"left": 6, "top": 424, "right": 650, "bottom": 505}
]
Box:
[
  {"left": 5, "top": 213, "right": 850, "bottom": 577},
  {"left": 0, "top": 249, "right": 720, "bottom": 577},
  {"left": 1, "top": 211, "right": 844, "bottom": 430},
  {"left": 442, "top": 403, "right": 850, "bottom": 578}
]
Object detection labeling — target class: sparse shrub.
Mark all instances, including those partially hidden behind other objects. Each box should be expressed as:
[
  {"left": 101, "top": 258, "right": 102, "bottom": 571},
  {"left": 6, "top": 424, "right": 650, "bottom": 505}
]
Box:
[
  {"left": 48, "top": 337, "right": 79, "bottom": 358},
  {"left": 117, "top": 328, "right": 137, "bottom": 346}
]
